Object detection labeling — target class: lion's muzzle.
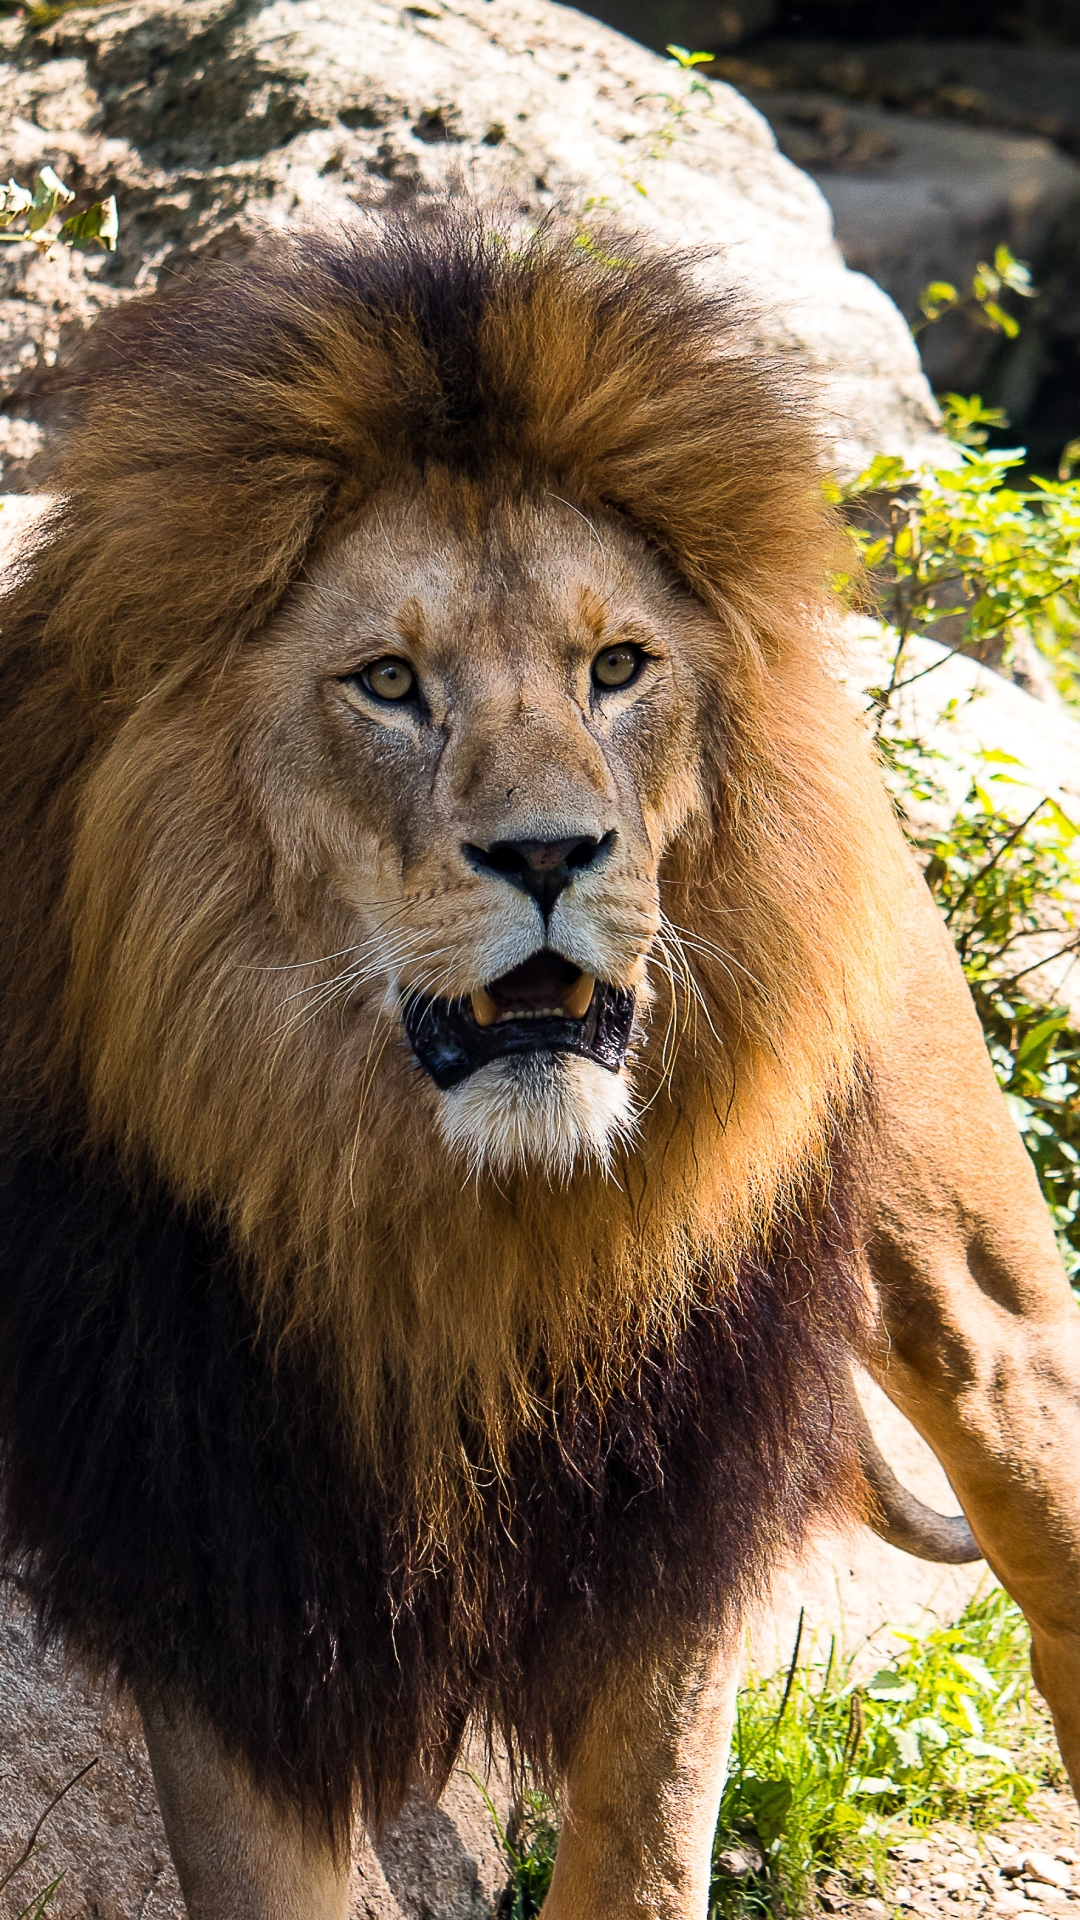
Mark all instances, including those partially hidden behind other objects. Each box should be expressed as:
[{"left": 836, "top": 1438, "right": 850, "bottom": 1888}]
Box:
[{"left": 403, "top": 951, "right": 636, "bottom": 1090}]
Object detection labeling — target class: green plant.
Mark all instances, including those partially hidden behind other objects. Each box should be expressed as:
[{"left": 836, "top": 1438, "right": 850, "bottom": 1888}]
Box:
[
  {"left": 835, "top": 443, "right": 1080, "bottom": 710},
  {"left": 710, "top": 1589, "right": 1060, "bottom": 1919},
  {"left": 830, "top": 422, "right": 1080, "bottom": 1282},
  {"left": 918, "top": 768, "right": 1080, "bottom": 1274},
  {"left": 913, "top": 244, "right": 1036, "bottom": 342},
  {"left": 0, "top": 168, "right": 117, "bottom": 255},
  {"left": 463, "top": 1774, "right": 559, "bottom": 1920},
  {"left": 0, "top": 0, "right": 107, "bottom": 25}
]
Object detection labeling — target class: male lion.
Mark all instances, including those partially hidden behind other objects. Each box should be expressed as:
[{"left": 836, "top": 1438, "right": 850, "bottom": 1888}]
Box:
[{"left": 0, "top": 212, "right": 1078, "bottom": 1920}]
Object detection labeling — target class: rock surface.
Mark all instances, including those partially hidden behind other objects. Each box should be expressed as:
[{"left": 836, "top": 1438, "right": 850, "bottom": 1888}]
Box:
[
  {"left": 717, "top": 38, "right": 1080, "bottom": 158},
  {"left": 695, "top": 35, "right": 1080, "bottom": 442},
  {"left": 737, "top": 88, "right": 1080, "bottom": 390},
  {"left": 0, "top": 0, "right": 939, "bottom": 489}
]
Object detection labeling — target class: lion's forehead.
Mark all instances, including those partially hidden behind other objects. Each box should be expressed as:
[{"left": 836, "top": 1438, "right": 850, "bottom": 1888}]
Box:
[{"left": 286, "top": 488, "right": 685, "bottom": 669}]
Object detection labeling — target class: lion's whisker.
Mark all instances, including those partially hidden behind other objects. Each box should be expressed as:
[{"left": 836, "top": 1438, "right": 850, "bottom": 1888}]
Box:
[
  {"left": 271, "top": 936, "right": 432, "bottom": 1039},
  {"left": 664, "top": 919, "right": 765, "bottom": 995},
  {"left": 253, "top": 902, "right": 417, "bottom": 977}
]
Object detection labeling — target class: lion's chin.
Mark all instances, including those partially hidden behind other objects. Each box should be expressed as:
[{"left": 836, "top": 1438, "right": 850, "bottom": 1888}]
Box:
[{"left": 436, "top": 1053, "right": 638, "bottom": 1182}]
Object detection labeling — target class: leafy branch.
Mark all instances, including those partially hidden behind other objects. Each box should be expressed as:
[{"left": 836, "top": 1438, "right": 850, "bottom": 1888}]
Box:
[
  {"left": 913, "top": 243, "right": 1036, "bottom": 341},
  {"left": 0, "top": 168, "right": 117, "bottom": 255},
  {"left": 833, "top": 415, "right": 1080, "bottom": 1278}
]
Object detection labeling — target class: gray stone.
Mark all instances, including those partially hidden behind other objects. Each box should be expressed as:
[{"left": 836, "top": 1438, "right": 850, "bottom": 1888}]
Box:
[
  {"left": 712, "top": 38, "right": 1080, "bottom": 159},
  {"left": 0, "top": 0, "right": 938, "bottom": 492},
  {"left": 738, "top": 88, "right": 1080, "bottom": 390}
]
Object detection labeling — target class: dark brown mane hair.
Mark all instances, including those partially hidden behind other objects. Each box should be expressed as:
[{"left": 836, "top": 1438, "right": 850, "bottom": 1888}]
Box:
[{"left": 0, "top": 205, "right": 904, "bottom": 1832}]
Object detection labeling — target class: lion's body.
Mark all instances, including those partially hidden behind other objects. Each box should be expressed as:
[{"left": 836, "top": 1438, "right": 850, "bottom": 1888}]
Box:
[{"left": 1, "top": 213, "right": 1078, "bottom": 1917}]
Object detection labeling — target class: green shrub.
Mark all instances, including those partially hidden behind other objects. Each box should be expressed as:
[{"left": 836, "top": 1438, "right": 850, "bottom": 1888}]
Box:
[
  {"left": 0, "top": 167, "right": 117, "bottom": 255},
  {"left": 833, "top": 423, "right": 1080, "bottom": 1282},
  {"left": 710, "top": 1590, "right": 1060, "bottom": 1919}
]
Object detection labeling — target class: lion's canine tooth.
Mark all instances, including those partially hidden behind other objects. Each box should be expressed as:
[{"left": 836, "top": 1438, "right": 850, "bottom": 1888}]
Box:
[
  {"left": 471, "top": 986, "right": 498, "bottom": 1027},
  {"left": 563, "top": 972, "right": 596, "bottom": 1020}
]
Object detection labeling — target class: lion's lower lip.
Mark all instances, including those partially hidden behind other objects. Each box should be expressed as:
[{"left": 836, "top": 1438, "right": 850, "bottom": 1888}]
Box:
[{"left": 403, "top": 956, "right": 635, "bottom": 1090}]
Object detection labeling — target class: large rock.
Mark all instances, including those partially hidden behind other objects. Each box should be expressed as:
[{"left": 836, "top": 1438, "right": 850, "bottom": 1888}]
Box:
[
  {"left": 716, "top": 37, "right": 1080, "bottom": 158},
  {"left": 0, "top": 0, "right": 939, "bottom": 489},
  {"left": 0, "top": 1595, "right": 513, "bottom": 1920},
  {"left": 737, "top": 87, "right": 1080, "bottom": 390}
]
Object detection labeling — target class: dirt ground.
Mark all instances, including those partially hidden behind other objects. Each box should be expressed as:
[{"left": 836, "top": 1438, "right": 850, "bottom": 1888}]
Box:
[{"left": 830, "top": 1796, "right": 1080, "bottom": 1920}]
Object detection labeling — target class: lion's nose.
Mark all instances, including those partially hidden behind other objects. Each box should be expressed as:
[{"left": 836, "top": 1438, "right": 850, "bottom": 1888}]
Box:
[{"left": 464, "top": 832, "right": 615, "bottom": 919}]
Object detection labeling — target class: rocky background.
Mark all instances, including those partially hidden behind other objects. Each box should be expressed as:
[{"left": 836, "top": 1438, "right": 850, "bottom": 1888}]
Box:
[
  {"left": 580, "top": 0, "right": 1080, "bottom": 469},
  {"left": 0, "top": 0, "right": 940, "bottom": 492}
]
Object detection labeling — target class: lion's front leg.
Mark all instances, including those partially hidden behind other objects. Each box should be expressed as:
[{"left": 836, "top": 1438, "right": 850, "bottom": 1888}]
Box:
[
  {"left": 543, "top": 1630, "right": 740, "bottom": 1920},
  {"left": 139, "top": 1691, "right": 350, "bottom": 1920}
]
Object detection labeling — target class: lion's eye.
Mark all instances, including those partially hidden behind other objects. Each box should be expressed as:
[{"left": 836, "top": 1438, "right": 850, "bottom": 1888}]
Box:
[
  {"left": 592, "top": 643, "right": 643, "bottom": 691},
  {"left": 361, "top": 657, "right": 416, "bottom": 703}
]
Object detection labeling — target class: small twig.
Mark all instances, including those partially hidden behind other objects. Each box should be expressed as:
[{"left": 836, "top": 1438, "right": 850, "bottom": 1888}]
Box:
[
  {"left": 995, "top": 937, "right": 1080, "bottom": 992},
  {"left": 0, "top": 1759, "right": 99, "bottom": 1897},
  {"left": 880, "top": 576, "right": 1069, "bottom": 704},
  {"left": 944, "top": 801, "right": 1048, "bottom": 925},
  {"left": 773, "top": 1607, "right": 805, "bottom": 1730}
]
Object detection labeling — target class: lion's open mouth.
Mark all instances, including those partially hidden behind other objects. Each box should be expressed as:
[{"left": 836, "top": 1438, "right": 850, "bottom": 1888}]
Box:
[{"left": 403, "top": 952, "right": 636, "bottom": 1090}]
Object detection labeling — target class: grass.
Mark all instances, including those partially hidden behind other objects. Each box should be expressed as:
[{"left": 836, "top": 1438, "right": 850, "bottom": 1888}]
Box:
[
  {"left": 710, "top": 1589, "right": 1062, "bottom": 1916},
  {"left": 488, "top": 1589, "right": 1063, "bottom": 1919}
]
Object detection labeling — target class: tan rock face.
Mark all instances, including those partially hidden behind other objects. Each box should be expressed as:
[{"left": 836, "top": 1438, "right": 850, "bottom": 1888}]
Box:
[{"left": 0, "top": 0, "right": 937, "bottom": 491}]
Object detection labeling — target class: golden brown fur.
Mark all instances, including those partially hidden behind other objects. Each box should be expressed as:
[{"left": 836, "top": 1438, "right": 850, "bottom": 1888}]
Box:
[
  {"left": 0, "top": 217, "right": 906, "bottom": 1553},
  {"left": 6, "top": 212, "right": 1080, "bottom": 1919}
]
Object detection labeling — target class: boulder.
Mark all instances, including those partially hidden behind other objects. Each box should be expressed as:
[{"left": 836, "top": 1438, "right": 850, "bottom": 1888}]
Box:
[
  {"left": 0, "top": 0, "right": 940, "bottom": 491},
  {"left": 734, "top": 86, "right": 1080, "bottom": 390},
  {"left": 0, "top": 1594, "right": 513, "bottom": 1920},
  {"left": 712, "top": 37, "right": 1080, "bottom": 158}
]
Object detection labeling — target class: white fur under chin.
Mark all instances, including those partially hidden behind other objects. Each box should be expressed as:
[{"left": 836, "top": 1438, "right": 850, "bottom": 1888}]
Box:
[{"left": 437, "top": 1052, "right": 637, "bottom": 1182}]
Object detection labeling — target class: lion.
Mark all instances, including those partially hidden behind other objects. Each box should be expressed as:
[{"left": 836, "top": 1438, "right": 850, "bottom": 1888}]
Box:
[{"left": 1, "top": 210, "right": 1078, "bottom": 1920}]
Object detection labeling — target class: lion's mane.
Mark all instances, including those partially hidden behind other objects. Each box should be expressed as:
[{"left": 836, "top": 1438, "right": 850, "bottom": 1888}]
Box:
[{"left": 0, "top": 210, "right": 905, "bottom": 1830}]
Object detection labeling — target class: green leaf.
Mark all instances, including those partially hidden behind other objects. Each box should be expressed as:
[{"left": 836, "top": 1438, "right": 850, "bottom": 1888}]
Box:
[
  {"left": 1016, "top": 1015, "right": 1069, "bottom": 1069},
  {"left": 952, "top": 1652, "right": 998, "bottom": 1693},
  {"left": 665, "top": 43, "right": 714, "bottom": 65},
  {"left": 994, "top": 245, "right": 1035, "bottom": 295},
  {"left": 1044, "top": 797, "right": 1079, "bottom": 843},
  {"left": 34, "top": 165, "right": 74, "bottom": 207},
  {"left": 919, "top": 280, "right": 958, "bottom": 319},
  {"left": 740, "top": 1775, "right": 793, "bottom": 1847},
  {"left": 979, "top": 301, "right": 1021, "bottom": 338},
  {"left": 866, "top": 1668, "right": 918, "bottom": 1702},
  {"left": 961, "top": 1737, "right": 1016, "bottom": 1765},
  {"left": 907, "top": 1715, "right": 950, "bottom": 1748},
  {"left": 59, "top": 193, "right": 118, "bottom": 251},
  {"left": 25, "top": 164, "right": 75, "bottom": 234},
  {"left": 0, "top": 177, "right": 34, "bottom": 228},
  {"left": 890, "top": 1725, "right": 924, "bottom": 1770}
]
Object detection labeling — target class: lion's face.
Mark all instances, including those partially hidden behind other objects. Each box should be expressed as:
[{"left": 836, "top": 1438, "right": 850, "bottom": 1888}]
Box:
[{"left": 238, "top": 483, "right": 710, "bottom": 1178}]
